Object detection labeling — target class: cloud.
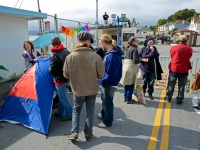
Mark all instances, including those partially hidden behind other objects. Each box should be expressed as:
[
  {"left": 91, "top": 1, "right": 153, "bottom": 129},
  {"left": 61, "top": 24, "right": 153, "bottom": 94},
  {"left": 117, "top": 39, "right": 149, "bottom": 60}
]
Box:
[{"left": 1, "top": 0, "right": 200, "bottom": 29}]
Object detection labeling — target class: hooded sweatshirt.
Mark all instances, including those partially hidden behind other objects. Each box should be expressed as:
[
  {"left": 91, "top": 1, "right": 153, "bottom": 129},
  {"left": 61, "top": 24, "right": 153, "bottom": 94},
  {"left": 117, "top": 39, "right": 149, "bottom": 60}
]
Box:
[
  {"left": 99, "top": 46, "right": 123, "bottom": 87},
  {"left": 49, "top": 44, "right": 70, "bottom": 85}
]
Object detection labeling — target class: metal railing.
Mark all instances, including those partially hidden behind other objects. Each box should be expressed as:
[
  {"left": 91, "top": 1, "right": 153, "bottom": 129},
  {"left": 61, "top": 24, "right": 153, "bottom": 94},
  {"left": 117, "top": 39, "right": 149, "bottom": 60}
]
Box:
[{"left": 159, "top": 56, "right": 200, "bottom": 74}]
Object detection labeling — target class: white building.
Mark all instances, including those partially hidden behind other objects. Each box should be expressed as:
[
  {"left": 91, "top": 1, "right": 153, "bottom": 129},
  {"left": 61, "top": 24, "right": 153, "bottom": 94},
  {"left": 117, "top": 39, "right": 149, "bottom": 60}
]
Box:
[
  {"left": 189, "top": 17, "right": 200, "bottom": 33},
  {"left": 0, "top": 5, "right": 47, "bottom": 81}
]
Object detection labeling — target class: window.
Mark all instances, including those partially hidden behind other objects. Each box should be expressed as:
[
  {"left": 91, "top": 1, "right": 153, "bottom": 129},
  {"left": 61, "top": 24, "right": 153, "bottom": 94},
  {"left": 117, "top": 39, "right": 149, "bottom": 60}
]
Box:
[{"left": 123, "top": 33, "right": 135, "bottom": 41}]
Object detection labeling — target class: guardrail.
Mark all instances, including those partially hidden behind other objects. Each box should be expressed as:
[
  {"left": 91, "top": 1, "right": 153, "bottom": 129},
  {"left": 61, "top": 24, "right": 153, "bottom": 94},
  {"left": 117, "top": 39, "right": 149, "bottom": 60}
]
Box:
[{"left": 159, "top": 56, "right": 200, "bottom": 74}]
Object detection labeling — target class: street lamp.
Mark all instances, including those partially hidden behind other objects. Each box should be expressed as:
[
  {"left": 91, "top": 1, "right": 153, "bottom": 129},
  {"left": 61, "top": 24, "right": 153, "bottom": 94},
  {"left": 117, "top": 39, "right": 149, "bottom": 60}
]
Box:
[{"left": 96, "top": 0, "right": 99, "bottom": 47}]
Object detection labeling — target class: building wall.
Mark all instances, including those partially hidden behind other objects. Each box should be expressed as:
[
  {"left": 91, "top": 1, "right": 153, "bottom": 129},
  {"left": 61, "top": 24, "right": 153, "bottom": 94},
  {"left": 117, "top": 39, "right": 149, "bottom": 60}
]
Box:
[{"left": 0, "top": 15, "right": 28, "bottom": 81}]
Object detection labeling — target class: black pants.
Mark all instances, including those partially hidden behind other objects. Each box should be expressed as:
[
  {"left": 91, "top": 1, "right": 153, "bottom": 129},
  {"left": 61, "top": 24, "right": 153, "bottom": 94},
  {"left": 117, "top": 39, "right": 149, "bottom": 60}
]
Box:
[{"left": 166, "top": 74, "right": 188, "bottom": 100}]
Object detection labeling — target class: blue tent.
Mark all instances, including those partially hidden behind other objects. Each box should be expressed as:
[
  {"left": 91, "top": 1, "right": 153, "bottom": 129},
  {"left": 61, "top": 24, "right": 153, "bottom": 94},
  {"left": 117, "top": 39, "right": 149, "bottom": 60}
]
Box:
[{"left": 0, "top": 58, "right": 55, "bottom": 135}]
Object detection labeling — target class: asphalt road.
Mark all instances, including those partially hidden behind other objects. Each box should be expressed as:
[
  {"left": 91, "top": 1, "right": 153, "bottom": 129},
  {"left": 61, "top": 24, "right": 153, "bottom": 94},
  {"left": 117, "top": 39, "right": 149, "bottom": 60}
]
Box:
[{"left": 0, "top": 45, "right": 200, "bottom": 150}]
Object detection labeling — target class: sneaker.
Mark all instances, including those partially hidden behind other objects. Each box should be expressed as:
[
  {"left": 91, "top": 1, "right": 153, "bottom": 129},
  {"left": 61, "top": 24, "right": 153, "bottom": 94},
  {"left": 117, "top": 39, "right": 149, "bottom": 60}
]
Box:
[
  {"left": 149, "top": 94, "right": 154, "bottom": 100},
  {"left": 127, "top": 100, "right": 135, "bottom": 104},
  {"left": 97, "top": 122, "right": 107, "bottom": 128},
  {"left": 97, "top": 113, "right": 102, "bottom": 119},
  {"left": 69, "top": 133, "right": 78, "bottom": 141},
  {"left": 194, "top": 105, "right": 200, "bottom": 110},
  {"left": 54, "top": 112, "right": 62, "bottom": 118},
  {"left": 85, "top": 135, "right": 92, "bottom": 141},
  {"left": 60, "top": 116, "right": 72, "bottom": 121}
]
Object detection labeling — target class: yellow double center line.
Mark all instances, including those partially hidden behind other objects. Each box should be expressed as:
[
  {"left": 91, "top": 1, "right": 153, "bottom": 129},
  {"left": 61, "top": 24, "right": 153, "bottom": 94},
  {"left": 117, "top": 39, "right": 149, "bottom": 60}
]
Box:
[{"left": 147, "top": 90, "right": 171, "bottom": 150}]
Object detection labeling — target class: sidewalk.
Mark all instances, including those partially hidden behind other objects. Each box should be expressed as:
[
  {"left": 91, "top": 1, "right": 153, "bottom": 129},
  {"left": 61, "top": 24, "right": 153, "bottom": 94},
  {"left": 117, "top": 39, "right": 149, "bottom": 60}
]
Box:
[{"left": 0, "top": 79, "right": 18, "bottom": 108}]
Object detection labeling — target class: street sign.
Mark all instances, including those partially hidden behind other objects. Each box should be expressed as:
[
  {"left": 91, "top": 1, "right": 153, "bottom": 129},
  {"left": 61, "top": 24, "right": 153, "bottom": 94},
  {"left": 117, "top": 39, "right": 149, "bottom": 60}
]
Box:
[
  {"left": 111, "top": 14, "right": 116, "bottom": 18},
  {"left": 121, "top": 14, "right": 126, "bottom": 18},
  {"left": 44, "top": 21, "right": 50, "bottom": 32}
]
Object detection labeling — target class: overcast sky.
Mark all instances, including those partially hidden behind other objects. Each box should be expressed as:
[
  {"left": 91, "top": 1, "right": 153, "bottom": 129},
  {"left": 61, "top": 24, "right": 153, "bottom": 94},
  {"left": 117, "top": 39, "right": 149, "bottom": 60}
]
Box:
[{"left": 1, "top": 0, "right": 200, "bottom": 30}]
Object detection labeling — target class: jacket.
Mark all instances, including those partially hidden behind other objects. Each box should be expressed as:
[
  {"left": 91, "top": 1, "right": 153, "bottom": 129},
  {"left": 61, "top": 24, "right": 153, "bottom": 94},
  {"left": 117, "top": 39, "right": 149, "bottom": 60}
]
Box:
[
  {"left": 139, "top": 46, "right": 159, "bottom": 72},
  {"left": 63, "top": 47, "right": 105, "bottom": 96},
  {"left": 99, "top": 47, "right": 123, "bottom": 87},
  {"left": 49, "top": 44, "right": 70, "bottom": 83},
  {"left": 168, "top": 42, "right": 193, "bottom": 73}
]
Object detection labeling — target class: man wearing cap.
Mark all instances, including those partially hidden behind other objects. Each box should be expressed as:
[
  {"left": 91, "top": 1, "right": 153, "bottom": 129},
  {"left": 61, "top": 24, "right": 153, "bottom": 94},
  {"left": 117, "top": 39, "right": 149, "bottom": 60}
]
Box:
[
  {"left": 165, "top": 35, "right": 193, "bottom": 104},
  {"left": 63, "top": 31, "right": 105, "bottom": 141}
]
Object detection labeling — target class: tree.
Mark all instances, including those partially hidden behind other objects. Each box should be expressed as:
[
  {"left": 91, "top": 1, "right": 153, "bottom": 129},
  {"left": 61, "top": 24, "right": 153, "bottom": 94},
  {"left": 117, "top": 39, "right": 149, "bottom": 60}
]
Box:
[
  {"left": 172, "top": 9, "right": 196, "bottom": 22},
  {"left": 156, "top": 19, "right": 167, "bottom": 31},
  {"left": 149, "top": 25, "right": 156, "bottom": 33}
]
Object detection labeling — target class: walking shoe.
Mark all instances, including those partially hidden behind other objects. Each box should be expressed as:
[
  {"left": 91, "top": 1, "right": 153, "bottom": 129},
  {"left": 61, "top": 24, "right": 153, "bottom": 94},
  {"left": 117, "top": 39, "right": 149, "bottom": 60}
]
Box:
[
  {"left": 149, "top": 94, "right": 154, "bottom": 100},
  {"left": 177, "top": 100, "right": 183, "bottom": 105},
  {"left": 69, "top": 133, "right": 78, "bottom": 141},
  {"left": 194, "top": 105, "right": 200, "bottom": 110},
  {"left": 164, "top": 97, "right": 171, "bottom": 103},
  {"left": 97, "top": 113, "right": 102, "bottom": 119},
  {"left": 60, "top": 115, "right": 72, "bottom": 121},
  {"left": 97, "top": 122, "right": 107, "bottom": 128},
  {"left": 127, "top": 100, "right": 135, "bottom": 104},
  {"left": 54, "top": 112, "right": 62, "bottom": 118},
  {"left": 85, "top": 135, "right": 92, "bottom": 141},
  {"left": 124, "top": 99, "right": 126, "bottom": 102}
]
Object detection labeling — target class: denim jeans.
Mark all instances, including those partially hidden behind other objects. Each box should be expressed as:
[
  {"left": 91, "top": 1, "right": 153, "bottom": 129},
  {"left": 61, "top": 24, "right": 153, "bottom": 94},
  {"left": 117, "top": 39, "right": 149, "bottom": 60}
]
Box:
[
  {"left": 141, "top": 70, "right": 155, "bottom": 94},
  {"left": 55, "top": 82, "right": 72, "bottom": 118},
  {"left": 124, "top": 84, "right": 134, "bottom": 101},
  {"left": 101, "top": 86, "right": 117, "bottom": 127},
  {"left": 166, "top": 74, "right": 188, "bottom": 100},
  {"left": 71, "top": 94, "right": 96, "bottom": 135}
]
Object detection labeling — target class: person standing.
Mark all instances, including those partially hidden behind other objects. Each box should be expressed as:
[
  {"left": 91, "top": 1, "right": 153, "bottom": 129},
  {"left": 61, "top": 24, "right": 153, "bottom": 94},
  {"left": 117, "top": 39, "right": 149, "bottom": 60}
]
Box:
[
  {"left": 120, "top": 37, "right": 140, "bottom": 104},
  {"left": 49, "top": 37, "right": 72, "bottom": 121},
  {"left": 103, "top": 12, "right": 109, "bottom": 26},
  {"left": 22, "top": 40, "right": 44, "bottom": 71},
  {"left": 63, "top": 31, "right": 105, "bottom": 141},
  {"left": 139, "top": 37, "right": 160, "bottom": 100},
  {"left": 97, "top": 34, "right": 122, "bottom": 128},
  {"left": 165, "top": 35, "right": 193, "bottom": 104}
]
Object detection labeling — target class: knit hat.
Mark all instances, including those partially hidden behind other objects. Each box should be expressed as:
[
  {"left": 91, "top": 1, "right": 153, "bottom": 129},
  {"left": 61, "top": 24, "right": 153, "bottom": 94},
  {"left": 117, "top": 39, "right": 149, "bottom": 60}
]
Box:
[
  {"left": 179, "top": 35, "right": 187, "bottom": 42},
  {"left": 77, "top": 31, "right": 93, "bottom": 41},
  {"left": 144, "top": 37, "right": 154, "bottom": 46}
]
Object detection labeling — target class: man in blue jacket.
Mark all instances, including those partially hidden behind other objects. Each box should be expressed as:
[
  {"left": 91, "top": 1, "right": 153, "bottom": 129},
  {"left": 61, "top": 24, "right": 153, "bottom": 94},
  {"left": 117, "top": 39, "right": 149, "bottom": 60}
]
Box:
[{"left": 97, "top": 34, "right": 122, "bottom": 128}]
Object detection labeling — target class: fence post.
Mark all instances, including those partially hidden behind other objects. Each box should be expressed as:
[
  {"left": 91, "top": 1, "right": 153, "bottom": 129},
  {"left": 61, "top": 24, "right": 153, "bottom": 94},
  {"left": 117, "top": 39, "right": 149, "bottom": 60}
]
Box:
[{"left": 54, "top": 14, "right": 58, "bottom": 34}]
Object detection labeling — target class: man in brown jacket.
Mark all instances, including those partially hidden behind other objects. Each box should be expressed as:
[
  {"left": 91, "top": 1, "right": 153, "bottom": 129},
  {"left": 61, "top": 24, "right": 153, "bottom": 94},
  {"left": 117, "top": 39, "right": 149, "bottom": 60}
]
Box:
[{"left": 63, "top": 31, "right": 105, "bottom": 141}]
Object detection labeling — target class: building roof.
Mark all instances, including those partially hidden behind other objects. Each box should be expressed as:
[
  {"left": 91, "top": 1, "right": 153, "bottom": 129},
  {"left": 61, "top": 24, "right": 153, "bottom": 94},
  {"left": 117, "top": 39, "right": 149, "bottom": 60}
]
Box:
[
  {"left": 0, "top": 5, "right": 47, "bottom": 20},
  {"left": 173, "top": 20, "right": 190, "bottom": 25},
  {"left": 139, "top": 26, "right": 152, "bottom": 32},
  {"left": 175, "top": 29, "right": 198, "bottom": 33},
  {"left": 159, "top": 23, "right": 170, "bottom": 27},
  {"left": 193, "top": 17, "right": 200, "bottom": 23}
]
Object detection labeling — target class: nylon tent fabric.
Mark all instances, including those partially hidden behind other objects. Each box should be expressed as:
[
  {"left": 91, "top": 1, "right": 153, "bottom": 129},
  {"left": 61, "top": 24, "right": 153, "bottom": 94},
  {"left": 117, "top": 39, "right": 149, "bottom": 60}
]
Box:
[{"left": 0, "top": 57, "right": 55, "bottom": 135}]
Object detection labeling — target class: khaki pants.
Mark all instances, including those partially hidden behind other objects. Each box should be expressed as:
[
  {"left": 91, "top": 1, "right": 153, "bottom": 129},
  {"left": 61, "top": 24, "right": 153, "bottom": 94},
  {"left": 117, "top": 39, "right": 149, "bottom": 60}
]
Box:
[{"left": 104, "top": 20, "right": 108, "bottom": 26}]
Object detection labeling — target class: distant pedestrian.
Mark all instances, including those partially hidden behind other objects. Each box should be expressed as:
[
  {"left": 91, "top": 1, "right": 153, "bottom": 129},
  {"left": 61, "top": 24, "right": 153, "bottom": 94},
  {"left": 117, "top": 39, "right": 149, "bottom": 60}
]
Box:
[
  {"left": 49, "top": 37, "right": 72, "bottom": 121},
  {"left": 139, "top": 37, "right": 160, "bottom": 100},
  {"left": 120, "top": 37, "right": 140, "bottom": 104},
  {"left": 165, "top": 35, "right": 193, "bottom": 104},
  {"left": 63, "top": 31, "right": 105, "bottom": 141},
  {"left": 97, "top": 34, "right": 122, "bottom": 128},
  {"left": 22, "top": 40, "right": 44, "bottom": 72},
  {"left": 103, "top": 12, "right": 109, "bottom": 26}
]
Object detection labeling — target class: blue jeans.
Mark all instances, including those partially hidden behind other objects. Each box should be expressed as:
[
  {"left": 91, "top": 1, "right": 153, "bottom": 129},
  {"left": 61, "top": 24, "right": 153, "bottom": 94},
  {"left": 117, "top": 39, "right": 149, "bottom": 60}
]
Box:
[
  {"left": 55, "top": 82, "right": 72, "bottom": 118},
  {"left": 101, "top": 86, "right": 117, "bottom": 127},
  {"left": 124, "top": 84, "right": 134, "bottom": 101},
  {"left": 141, "top": 70, "right": 155, "bottom": 94},
  {"left": 71, "top": 94, "right": 96, "bottom": 135}
]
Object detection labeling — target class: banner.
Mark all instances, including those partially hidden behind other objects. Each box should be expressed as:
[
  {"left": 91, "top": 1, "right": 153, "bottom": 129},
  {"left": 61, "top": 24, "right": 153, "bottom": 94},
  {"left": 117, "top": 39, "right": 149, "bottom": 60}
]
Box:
[{"left": 61, "top": 24, "right": 90, "bottom": 37}]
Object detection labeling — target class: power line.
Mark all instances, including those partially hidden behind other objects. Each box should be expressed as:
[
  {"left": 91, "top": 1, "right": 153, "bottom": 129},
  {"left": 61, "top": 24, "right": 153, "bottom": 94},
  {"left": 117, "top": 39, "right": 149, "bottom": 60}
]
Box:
[
  {"left": 14, "top": 0, "right": 20, "bottom": 8},
  {"left": 19, "top": 0, "right": 23, "bottom": 8}
]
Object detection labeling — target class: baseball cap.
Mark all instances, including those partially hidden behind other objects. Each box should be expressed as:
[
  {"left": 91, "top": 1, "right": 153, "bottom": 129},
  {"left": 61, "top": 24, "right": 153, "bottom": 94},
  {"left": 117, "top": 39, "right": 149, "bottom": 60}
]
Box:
[{"left": 179, "top": 35, "right": 187, "bottom": 42}]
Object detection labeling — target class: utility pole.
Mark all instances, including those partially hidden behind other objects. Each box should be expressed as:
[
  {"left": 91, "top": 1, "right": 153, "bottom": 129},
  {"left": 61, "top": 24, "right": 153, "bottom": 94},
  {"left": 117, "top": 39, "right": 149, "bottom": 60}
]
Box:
[
  {"left": 96, "top": 0, "right": 99, "bottom": 47},
  {"left": 37, "top": 0, "right": 43, "bottom": 35}
]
